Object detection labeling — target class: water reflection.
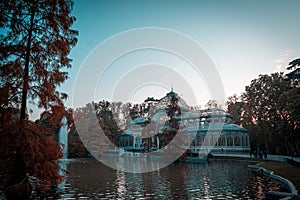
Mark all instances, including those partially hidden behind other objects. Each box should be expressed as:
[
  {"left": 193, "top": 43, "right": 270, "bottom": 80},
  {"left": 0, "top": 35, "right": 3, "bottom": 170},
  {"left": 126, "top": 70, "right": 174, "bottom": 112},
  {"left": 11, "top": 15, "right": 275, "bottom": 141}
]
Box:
[
  {"left": 37, "top": 158, "right": 285, "bottom": 199},
  {"left": 57, "top": 160, "right": 68, "bottom": 190}
]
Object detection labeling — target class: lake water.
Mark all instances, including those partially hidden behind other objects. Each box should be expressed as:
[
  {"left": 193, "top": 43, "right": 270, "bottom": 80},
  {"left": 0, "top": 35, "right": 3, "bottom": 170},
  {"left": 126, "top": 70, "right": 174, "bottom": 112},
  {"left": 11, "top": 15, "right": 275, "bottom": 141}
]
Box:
[{"left": 27, "top": 158, "right": 286, "bottom": 199}]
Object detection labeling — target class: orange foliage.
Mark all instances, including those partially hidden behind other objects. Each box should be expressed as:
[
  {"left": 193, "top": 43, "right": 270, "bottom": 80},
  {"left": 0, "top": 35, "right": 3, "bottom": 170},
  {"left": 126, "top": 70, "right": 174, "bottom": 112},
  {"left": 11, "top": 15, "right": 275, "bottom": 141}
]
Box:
[{"left": 0, "top": 113, "right": 63, "bottom": 189}]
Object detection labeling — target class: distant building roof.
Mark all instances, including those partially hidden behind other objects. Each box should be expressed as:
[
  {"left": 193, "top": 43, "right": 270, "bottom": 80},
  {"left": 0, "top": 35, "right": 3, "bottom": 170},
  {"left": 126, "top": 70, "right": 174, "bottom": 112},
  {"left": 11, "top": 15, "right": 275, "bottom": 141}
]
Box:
[{"left": 185, "top": 122, "right": 248, "bottom": 133}]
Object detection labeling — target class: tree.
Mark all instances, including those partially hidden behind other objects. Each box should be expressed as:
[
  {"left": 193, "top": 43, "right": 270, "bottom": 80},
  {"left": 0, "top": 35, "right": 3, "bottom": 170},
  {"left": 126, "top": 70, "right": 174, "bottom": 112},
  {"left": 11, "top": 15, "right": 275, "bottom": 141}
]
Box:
[
  {"left": 279, "top": 59, "right": 300, "bottom": 155},
  {"left": 278, "top": 88, "right": 300, "bottom": 154},
  {"left": 0, "top": 106, "right": 66, "bottom": 197},
  {"left": 96, "top": 101, "right": 122, "bottom": 146},
  {"left": 74, "top": 103, "right": 108, "bottom": 158},
  {"left": 242, "top": 73, "right": 292, "bottom": 154},
  {"left": 0, "top": 0, "right": 78, "bottom": 197},
  {"left": 226, "top": 94, "right": 243, "bottom": 125},
  {"left": 0, "top": 0, "right": 78, "bottom": 119},
  {"left": 286, "top": 58, "right": 300, "bottom": 82},
  {"left": 225, "top": 63, "right": 300, "bottom": 155}
]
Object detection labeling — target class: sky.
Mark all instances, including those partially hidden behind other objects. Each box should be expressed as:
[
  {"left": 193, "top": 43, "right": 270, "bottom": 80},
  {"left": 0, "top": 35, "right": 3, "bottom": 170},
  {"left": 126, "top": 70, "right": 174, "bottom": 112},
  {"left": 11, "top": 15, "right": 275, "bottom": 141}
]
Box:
[{"left": 29, "top": 0, "right": 300, "bottom": 119}]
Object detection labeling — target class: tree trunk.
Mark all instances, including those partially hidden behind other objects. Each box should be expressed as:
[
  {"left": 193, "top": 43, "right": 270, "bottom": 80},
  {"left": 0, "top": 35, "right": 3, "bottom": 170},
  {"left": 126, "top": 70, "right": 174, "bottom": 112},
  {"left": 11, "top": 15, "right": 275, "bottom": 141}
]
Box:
[
  {"left": 7, "top": 4, "right": 36, "bottom": 199},
  {"left": 20, "top": 5, "right": 35, "bottom": 122}
]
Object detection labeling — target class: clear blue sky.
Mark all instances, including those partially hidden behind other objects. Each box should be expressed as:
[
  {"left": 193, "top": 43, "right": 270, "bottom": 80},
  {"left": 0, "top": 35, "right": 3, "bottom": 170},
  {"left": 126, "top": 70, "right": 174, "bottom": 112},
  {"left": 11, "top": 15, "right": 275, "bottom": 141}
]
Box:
[{"left": 31, "top": 0, "right": 300, "bottom": 119}]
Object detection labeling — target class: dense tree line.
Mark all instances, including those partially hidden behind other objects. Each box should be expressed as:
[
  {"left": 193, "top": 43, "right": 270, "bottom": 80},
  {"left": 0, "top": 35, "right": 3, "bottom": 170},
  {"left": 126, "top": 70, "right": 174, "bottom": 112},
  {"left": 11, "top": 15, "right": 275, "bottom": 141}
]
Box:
[
  {"left": 226, "top": 58, "right": 300, "bottom": 155},
  {"left": 67, "top": 100, "right": 156, "bottom": 157},
  {"left": 69, "top": 95, "right": 185, "bottom": 157},
  {"left": 67, "top": 96, "right": 243, "bottom": 157}
]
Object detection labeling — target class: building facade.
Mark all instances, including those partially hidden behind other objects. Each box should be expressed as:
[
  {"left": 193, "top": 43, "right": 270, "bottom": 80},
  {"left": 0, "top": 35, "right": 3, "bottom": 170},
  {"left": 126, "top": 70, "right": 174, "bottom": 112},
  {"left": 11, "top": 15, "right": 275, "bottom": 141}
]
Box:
[{"left": 119, "top": 91, "right": 250, "bottom": 155}]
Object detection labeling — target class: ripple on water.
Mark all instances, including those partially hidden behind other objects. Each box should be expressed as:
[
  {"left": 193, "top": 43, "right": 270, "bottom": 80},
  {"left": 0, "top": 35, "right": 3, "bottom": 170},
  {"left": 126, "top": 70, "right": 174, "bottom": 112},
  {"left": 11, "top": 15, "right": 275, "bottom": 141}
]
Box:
[{"left": 24, "top": 159, "right": 288, "bottom": 199}]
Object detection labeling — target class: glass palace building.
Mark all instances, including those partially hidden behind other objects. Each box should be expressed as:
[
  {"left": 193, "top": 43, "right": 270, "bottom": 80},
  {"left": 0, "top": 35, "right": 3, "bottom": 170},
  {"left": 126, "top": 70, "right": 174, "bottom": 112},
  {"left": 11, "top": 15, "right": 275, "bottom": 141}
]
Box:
[{"left": 119, "top": 90, "right": 250, "bottom": 156}]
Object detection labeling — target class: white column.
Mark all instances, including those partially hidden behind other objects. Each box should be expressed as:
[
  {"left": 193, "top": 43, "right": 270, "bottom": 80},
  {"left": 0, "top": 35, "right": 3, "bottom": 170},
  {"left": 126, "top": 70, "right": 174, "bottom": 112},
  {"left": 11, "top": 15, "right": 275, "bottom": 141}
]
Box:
[{"left": 133, "top": 135, "right": 136, "bottom": 149}]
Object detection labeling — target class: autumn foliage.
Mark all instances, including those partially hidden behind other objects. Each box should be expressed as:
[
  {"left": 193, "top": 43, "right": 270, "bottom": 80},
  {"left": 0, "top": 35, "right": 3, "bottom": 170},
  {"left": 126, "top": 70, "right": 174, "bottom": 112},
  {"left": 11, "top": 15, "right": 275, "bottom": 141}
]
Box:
[
  {"left": 0, "top": 0, "right": 78, "bottom": 197},
  {"left": 0, "top": 108, "right": 63, "bottom": 191},
  {"left": 226, "top": 59, "right": 300, "bottom": 156}
]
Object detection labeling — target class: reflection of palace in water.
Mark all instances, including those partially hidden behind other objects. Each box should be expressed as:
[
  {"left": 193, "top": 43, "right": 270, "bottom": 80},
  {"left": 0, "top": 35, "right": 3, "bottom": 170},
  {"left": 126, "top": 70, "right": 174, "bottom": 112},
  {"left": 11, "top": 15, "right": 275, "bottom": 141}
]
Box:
[{"left": 119, "top": 90, "right": 250, "bottom": 156}]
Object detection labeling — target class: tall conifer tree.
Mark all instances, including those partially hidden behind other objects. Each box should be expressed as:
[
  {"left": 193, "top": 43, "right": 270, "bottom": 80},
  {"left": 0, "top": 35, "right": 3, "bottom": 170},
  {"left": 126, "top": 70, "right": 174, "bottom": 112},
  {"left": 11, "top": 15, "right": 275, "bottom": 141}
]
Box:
[{"left": 0, "top": 0, "right": 78, "bottom": 197}]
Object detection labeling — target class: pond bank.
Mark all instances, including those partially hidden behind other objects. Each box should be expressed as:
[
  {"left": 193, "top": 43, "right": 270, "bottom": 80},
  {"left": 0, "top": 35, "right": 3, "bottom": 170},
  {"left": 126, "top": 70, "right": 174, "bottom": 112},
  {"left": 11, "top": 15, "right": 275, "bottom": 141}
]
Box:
[
  {"left": 214, "top": 155, "right": 300, "bottom": 199},
  {"left": 258, "top": 161, "right": 300, "bottom": 200}
]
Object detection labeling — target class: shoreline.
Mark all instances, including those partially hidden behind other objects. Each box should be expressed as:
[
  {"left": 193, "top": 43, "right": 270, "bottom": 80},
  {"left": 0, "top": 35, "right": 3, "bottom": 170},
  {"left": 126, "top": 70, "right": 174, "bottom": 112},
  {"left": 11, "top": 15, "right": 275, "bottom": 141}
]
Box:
[{"left": 214, "top": 155, "right": 300, "bottom": 199}]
